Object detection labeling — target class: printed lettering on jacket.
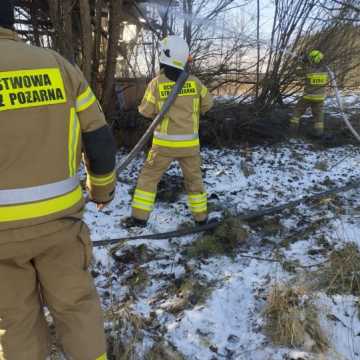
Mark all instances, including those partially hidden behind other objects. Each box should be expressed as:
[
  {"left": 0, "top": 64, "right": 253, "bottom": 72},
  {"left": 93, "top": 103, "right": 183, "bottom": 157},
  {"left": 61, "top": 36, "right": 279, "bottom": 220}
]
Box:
[
  {"left": 0, "top": 68, "right": 67, "bottom": 111},
  {"left": 158, "top": 81, "right": 197, "bottom": 99}
]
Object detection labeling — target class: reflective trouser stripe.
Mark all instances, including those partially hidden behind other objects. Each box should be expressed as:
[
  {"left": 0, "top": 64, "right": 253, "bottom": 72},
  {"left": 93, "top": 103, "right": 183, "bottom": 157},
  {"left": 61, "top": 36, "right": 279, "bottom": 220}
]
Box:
[
  {"left": 76, "top": 86, "right": 97, "bottom": 112},
  {"left": 0, "top": 186, "right": 82, "bottom": 222},
  {"left": 303, "top": 95, "right": 325, "bottom": 101},
  {"left": 290, "top": 117, "right": 300, "bottom": 125},
  {"left": 188, "top": 193, "right": 207, "bottom": 213},
  {"left": 152, "top": 137, "right": 200, "bottom": 148},
  {"left": 0, "top": 175, "right": 80, "bottom": 205},
  {"left": 314, "top": 122, "right": 324, "bottom": 130},
  {"left": 132, "top": 189, "right": 156, "bottom": 212},
  {"left": 88, "top": 171, "right": 116, "bottom": 186},
  {"left": 96, "top": 354, "right": 108, "bottom": 360},
  {"left": 68, "top": 108, "right": 81, "bottom": 176}
]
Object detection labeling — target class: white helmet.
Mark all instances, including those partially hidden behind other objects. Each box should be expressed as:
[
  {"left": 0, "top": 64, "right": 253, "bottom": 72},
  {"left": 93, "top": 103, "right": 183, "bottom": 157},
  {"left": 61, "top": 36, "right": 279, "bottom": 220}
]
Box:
[{"left": 159, "top": 35, "right": 190, "bottom": 70}]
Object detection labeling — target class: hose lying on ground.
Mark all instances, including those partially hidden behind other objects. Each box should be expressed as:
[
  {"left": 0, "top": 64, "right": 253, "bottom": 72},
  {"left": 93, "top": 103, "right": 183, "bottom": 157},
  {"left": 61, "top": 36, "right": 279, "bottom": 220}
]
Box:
[{"left": 93, "top": 178, "right": 360, "bottom": 247}]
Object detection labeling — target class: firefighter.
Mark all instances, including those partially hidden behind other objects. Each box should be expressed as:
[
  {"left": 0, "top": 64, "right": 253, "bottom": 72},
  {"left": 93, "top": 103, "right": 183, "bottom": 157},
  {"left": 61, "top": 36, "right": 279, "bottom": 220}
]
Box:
[
  {"left": 124, "top": 35, "right": 213, "bottom": 228},
  {"left": 289, "top": 50, "right": 329, "bottom": 138},
  {"left": 0, "top": 2, "right": 116, "bottom": 359}
]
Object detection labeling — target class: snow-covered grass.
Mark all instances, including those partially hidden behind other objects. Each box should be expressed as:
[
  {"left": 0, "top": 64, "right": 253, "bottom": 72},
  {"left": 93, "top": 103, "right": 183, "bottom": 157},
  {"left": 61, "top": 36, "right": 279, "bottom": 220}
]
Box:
[{"left": 84, "top": 140, "right": 360, "bottom": 359}]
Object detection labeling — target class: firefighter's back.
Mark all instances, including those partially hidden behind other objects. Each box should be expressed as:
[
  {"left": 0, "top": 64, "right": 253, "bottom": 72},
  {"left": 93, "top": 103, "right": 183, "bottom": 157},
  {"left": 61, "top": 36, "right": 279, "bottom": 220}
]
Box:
[{"left": 0, "top": 28, "right": 85, "bottom": 232}]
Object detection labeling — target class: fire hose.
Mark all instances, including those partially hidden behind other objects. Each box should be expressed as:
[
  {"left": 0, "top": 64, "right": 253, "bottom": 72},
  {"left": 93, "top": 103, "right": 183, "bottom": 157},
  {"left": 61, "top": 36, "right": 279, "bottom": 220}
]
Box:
[
  {"left": 326, "top": 66, "right": 360, "bottom": 143},
  {"left": 93, "top": 178, "right": 360, "bottom": 247}
]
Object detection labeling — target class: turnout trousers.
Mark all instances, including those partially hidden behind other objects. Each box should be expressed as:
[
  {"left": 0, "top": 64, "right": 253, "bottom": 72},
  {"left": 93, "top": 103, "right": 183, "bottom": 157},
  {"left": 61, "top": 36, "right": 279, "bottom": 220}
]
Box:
[
  {"left": 290, "top": 98, "right": 325, "bottom": 135},
  {"left": 0, "top": 220, "right": 107, "bottom": 360},
  {"left": 132, "top": 150, "right": 207, "bottom": 222}
]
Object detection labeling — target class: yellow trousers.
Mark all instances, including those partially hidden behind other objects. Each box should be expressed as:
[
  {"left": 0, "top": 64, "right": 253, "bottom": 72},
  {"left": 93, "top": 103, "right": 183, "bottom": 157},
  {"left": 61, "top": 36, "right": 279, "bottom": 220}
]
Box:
[
  {"left": 290, "top": 98, "right": 325, "bottom": 134},
  {"left": 0, "top": 221, "right": 107, "bottom": 360},
  {"left": 132, "top": 150, "right": 207, "bottom": 222}
]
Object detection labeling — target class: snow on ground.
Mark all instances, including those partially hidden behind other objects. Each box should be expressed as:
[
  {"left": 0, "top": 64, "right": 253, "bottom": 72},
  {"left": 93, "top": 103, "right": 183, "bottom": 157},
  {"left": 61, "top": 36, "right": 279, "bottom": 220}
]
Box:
[{"left": 84, "top": 140, "right": 360, "bottom": 359}]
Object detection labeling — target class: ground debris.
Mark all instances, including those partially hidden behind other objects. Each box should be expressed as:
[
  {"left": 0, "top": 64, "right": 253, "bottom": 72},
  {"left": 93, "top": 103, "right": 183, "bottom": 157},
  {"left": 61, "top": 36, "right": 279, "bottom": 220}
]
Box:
[
  {"left": 185, "top": 216, "right": 248, "bottom": 258},
  {"left": 264, "top": 284, "right": 328, "bottom": 352},
  {"left": 316, "top": 242, "right": 360, "bottom": 296}
]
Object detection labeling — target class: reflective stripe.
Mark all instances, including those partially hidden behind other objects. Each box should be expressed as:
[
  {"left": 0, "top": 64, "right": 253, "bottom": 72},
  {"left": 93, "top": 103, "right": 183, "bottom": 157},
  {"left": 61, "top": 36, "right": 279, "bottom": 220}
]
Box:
[
  {"left": 290, "top": 117, "right": 300, "bottom": 125},
  {"left": 132, "top": 189, "right": 156, "bottom": 212},
  {"left": 0, "top": 68, "right": 67, "bottom": 112},
  {"left": 76, "top": 86, "right": 96, "bottom": 112},
  {"left": 158, "top": 81, "right": 197, "bottom": 100},
  {"left": 307, "top": 73, "right": 328, "bottom": 86},
  {"left": 200, "top": 86, "right": 208, "bottom": 98},
  {"left": 134, "top": 189, "right": 156, "bottom": 201},
  {"left": 314, "top": 122, "right": 324, "bottom": 130},
  {"left": 96, "top": 353, "right": 107, "bottom": 360},
  {"left": 0, "top": 176, "right": 80, "bottom": 206},
  {"left": 68, "top": 108, "right": 81, "bottom": 176},
  {"left": 156, "top": 101, "right": 169, "bottom": 134},
  {"left": 153, "top": 137, "right": 200, "bottom": 148},
  {"left": 303, "top": 95, "right": 325, "bottom": 101},
  {"left": 154, "top": 132, "right": 198, "bottom": 141},
  {"left": 88, "top": 172, "right": 116, "bottom": 186},
  {"left": 193, "top": 98, "right": 200, "bottom": 133},
  {"left": 145, "top": 88, "right": 156, "bottom": 104},
  {"left": 0, "top": 186, "right": 82, "bottom": 222},
  {"left": 132, "top": 202, "right": 154, "bottom": 212},
  {"left": 188, "top": 193, "right": 207, "bottom": 213}
]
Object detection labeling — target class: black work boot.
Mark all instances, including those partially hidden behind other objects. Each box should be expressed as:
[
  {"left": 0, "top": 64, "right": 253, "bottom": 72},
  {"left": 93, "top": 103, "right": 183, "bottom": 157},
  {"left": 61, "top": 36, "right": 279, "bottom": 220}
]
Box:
[
  {"left": 122, "top": 217, "right": 147, "bottom": 229},
  {"left": 195, "top": 218, "right": 208, "bottom": 226}
]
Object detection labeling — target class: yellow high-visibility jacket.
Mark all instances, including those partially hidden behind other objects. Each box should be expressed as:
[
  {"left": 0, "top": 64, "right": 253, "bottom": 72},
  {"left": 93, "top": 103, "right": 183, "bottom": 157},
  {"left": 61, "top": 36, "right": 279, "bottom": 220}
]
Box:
[
  {"left": 297, "top": 63, "right": 329, "bottom": 102},
  {"left": 139, "top": 70, "right": 213, "bottom": 157},
  {"left": 0, "top": 27, "right": 116, "bottom": 235}
]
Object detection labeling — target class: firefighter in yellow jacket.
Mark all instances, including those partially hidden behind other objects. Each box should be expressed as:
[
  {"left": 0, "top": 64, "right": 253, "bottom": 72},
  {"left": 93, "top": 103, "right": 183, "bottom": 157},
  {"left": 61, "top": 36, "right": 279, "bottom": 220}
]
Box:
[
  {"left": 124, "top": 36, "right": 213, "bottom": 228},
  {"left": 0, "top": 2, "right": 116, "bottom": 359},
  {"left": 289, "top": 50, "right": 329, "bottom": 138}
]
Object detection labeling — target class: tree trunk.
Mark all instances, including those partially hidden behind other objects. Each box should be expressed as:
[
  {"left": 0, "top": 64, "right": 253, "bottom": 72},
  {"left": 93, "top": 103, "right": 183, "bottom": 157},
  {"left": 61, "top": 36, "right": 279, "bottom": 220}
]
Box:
[
  {"left": 79, "top": 0, "right": 93, "bottom": 82},
  {"left": 102, "top": 0, "right": 123, "bottom": 115},
  {"left": 92, "top": 0, "right": 104, "bottom": 92},
  {"left": 47, "top": 0, "right": 75, "bottom": 63}
]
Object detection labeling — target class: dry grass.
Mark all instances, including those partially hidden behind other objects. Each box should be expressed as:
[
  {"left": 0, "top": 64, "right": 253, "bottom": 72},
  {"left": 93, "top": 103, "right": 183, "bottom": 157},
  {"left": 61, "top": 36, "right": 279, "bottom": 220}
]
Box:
[
  {"left": 105, "top": 302, "right": 147, "bottom": 360},
  {"left": 317, "top": 242, "right": 360, "bottom": 296},
  {"left": 144, "top": 343, "right": 185, "bottom": 360},
  {"left": 186, "top": 216, "right": 248, "bottom": 258},
  {"left": 264, "top": 285, "right": 328, "bottom": 352}
]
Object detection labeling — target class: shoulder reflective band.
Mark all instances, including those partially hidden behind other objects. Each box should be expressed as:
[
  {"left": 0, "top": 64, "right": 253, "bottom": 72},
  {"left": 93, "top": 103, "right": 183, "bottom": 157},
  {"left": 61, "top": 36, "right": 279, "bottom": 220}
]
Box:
[
  {"left": 200, "top": 86, "right": 208, "bottom": 98},
  {"left": 96, "top": 354, "right": 108, "bottom": 360},
  {"left": 154, "top": 132, "right": 198, "bottom": 141},
  {"left": 0, "top": 175, "right": 80, "bottom": 206},
  {"left": 76, "top": 86, "right": 96, "bottom": 112},
  {"left": 158, "top": 81, "right": 197, "bottom": 100},
  {"left": 0, "top": 68, "right": 66, "bottom": 112},
  {"left": 307, "top": 73, "right": 329, "bottom": 86},
  {"left": 144, "top": 88, "right": 156, "bottom": 104}
]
